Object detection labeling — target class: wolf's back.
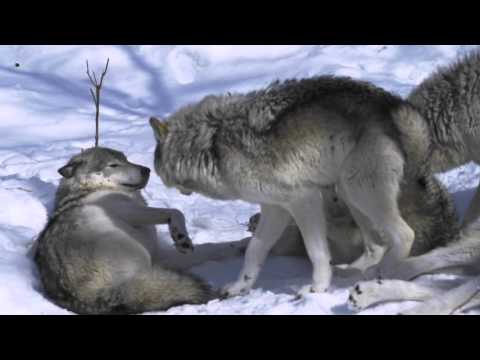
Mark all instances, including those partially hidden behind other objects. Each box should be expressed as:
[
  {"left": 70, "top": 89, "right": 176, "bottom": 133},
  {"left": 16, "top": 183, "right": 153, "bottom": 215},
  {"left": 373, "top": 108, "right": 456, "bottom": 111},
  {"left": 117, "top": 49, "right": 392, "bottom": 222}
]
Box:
[{"left": 247, "top": 76, "right": 405, "bottom": 132}]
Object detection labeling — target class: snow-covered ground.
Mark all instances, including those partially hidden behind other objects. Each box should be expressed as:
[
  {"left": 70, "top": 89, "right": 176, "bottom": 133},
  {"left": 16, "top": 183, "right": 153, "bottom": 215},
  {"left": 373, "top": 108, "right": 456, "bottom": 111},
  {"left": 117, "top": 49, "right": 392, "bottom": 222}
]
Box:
[{"left": 1, "top": 45, "right": 480, "bottom": 315}]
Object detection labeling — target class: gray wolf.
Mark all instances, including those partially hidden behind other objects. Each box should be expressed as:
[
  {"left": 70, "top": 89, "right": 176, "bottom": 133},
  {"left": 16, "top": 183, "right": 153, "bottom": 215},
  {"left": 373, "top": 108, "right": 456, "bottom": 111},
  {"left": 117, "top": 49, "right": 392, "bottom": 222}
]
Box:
[
  {"left": 346, "top": 50, "right": 480, "bottom": 314},
  {"left": 393, "top": 50, "right": 480, "bottom": 230},
  {"left": 34, "top": 147, "right": 214, "bottom": 315},
  {"left": 149, "top": 74, "right": 456, "bottom": 297}
]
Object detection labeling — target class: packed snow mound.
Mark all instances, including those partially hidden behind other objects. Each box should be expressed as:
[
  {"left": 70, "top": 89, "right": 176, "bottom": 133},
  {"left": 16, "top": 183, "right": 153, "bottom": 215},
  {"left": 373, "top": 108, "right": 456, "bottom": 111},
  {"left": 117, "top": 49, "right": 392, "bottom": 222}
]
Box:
[{"left": 1, "top": 45, "right": 479, "bottom": 315}]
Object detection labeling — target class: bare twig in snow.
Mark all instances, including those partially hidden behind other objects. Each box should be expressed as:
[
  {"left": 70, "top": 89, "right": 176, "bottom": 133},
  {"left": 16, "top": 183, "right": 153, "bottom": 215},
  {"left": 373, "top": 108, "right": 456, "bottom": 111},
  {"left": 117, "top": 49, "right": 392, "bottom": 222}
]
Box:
[{"left": 86, "top": 58, "right": 110, "bottom": 147}]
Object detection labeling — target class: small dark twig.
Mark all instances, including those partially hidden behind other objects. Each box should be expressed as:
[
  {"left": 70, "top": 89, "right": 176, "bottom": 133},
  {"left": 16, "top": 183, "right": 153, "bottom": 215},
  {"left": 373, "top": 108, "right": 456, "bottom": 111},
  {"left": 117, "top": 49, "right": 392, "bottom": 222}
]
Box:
[{"left": 86, "top": 58, "right": 110, "bottom": 147}]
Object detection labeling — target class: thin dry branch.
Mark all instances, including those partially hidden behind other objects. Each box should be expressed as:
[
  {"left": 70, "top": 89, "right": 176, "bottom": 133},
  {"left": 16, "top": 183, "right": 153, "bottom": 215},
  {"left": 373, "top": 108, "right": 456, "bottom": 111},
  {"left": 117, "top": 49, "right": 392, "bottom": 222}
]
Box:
[{"left": 86, "top": 58, "right": 110, "bottom": 147}]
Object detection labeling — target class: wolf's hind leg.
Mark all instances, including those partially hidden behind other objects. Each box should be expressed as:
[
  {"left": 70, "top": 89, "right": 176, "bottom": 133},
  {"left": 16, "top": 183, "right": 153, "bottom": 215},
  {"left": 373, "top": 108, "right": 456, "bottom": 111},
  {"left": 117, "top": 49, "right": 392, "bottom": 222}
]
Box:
[
  {"left": 287, "top": 192, "right": 332, "bottom": 294},
  {"left": 400, "top": 276, "right": 480, "bottom": 315},
  {"left": 335, "top": 198, "right": 386, "bottom": 272},
  {"left": 390, "top": 234, "right": 480, "bottom": 281},
  {"left": 340, "top": 132, "right": 415, "bottom": 278},
  {"left": 348, "top": 279, "right": 440, "bottom": 311},
  {"left": 220, "top": 204, "right": 292, "bottom": 297}
]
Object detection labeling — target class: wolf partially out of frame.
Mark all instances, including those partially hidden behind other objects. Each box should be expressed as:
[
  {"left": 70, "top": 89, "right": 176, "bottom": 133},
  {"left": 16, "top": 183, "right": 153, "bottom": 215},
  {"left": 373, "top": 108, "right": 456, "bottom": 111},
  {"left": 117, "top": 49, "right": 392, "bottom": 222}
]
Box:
[{"left": 347, "top": 50, "right": 480, "bottom": 315}]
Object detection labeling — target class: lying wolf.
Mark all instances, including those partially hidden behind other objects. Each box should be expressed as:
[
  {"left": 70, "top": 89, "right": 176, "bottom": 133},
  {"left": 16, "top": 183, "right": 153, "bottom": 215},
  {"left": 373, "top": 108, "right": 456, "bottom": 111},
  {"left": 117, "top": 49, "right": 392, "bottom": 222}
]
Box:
[
  {"left": 149, "top": 71, "right": 461, "bottom": 296},
  {"left": 34, "top": 147, "right": 215, "bottom": 315}
]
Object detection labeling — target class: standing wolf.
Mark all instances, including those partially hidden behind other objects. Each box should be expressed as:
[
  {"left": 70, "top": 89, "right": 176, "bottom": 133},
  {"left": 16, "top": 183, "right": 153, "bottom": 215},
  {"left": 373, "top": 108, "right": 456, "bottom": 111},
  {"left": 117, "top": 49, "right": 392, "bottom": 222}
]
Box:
[
  {"left": 34, "top": 147, "right": 214, "bottom": 314},
  {"left": 149, "top": 73, "right": 458, "bottom": 296}
]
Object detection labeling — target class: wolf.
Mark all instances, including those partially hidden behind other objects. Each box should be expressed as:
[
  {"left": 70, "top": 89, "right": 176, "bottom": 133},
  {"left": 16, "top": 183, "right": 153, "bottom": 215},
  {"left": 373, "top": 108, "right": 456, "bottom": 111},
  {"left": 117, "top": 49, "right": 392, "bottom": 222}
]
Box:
[
  {"left": 34, "top": 147, "right": 215, "bottom": 315},
  {"left": 345, "top": 49, "right": 480, "bottom": 314},
  {"left": 392, "top": 50, "right": 480, "bottom": 230},
  {"left": 149, "top": 72, "right": 461, "bottom": 297}
]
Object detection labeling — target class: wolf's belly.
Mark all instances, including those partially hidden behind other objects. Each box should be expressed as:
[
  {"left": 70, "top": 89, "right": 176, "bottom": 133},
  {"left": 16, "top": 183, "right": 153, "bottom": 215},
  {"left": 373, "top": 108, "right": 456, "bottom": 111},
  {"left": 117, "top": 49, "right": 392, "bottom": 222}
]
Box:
[{"left": 76, "top": 207, "right": 155, "bottom": 261}]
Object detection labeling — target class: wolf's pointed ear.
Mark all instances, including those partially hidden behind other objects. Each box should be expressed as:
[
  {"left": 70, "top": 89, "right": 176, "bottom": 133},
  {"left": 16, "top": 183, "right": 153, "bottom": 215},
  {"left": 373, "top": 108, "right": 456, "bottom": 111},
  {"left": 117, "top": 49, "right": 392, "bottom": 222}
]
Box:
[
  {"left": 150, "top": 117, "right": 169, "bottom": 142},
  {"left": 58, "top": 162, "right": 81, "bottom": 179}
]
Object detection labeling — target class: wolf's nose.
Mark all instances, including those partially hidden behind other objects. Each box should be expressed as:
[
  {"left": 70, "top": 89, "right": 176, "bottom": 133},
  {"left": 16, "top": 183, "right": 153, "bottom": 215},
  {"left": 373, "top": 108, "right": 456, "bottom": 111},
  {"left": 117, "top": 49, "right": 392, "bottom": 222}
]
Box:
[{"left": 141, "top": 167, "right": 151, "bottom": 176}]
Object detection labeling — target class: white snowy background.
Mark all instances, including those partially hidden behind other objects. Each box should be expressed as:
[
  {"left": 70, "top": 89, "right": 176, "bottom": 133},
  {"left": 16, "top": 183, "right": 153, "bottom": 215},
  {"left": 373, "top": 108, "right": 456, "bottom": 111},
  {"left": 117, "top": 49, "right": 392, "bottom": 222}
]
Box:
[{"left": 1, "top": 45, "right": 480, "bottom": 315}]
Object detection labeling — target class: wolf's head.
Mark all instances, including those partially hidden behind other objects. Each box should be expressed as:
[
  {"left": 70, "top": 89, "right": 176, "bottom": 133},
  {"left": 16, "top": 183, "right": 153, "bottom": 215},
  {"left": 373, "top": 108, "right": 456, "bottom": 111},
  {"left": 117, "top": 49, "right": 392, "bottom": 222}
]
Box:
[
  {"left": 150, "top": 117, "right": 193, "bottom": 196},
  {"left": 58, "top": 147, "right": 151, "bottom": 193},
  {"left": 149, "top": 115, "right": 234, "bottom": 200}
]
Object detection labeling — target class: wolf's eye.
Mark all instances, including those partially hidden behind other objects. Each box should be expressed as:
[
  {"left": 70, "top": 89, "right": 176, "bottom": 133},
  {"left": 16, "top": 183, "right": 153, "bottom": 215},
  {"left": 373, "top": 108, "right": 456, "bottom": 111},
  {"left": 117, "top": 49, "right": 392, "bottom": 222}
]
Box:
[{"left": 108, "top": 164, "right": 120, "bottom": 168}]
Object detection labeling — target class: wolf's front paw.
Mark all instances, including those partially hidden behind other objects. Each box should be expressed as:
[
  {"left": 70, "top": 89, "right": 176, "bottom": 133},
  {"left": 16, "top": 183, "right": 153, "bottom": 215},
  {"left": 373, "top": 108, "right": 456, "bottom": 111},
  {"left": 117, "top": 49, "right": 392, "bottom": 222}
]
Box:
[
  {"left": 174, "top": 236, "right": 194, "bottom": 254},
  {"left": 347, "top": 281, "right": 383, "bottom": 311},
  {"left": 295, "top": 283, "right": 329, "bottom": 299},
  {"left": 220, "top": 280, "right": 252, "bottom": 299},
  {"left": 170, "top": 227, "right": 194, "bottom": 254}
]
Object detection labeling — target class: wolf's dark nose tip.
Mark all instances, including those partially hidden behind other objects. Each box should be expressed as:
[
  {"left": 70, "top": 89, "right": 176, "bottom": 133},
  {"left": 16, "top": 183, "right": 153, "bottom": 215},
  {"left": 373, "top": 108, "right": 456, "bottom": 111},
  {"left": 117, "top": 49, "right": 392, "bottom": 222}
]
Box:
[{"left": 141, "top": 167, "right": 151, "bottom": 176}]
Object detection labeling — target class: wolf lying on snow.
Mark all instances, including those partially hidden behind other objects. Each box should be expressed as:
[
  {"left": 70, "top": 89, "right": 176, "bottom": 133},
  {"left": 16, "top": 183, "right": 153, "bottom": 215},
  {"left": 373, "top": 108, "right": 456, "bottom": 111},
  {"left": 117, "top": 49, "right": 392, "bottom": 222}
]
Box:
[
  {"left": 34, "top": 147, "right": 216, "bottom": 315},
  {"left": 149, "top": 71, "right": 464, "bottom": 297}
]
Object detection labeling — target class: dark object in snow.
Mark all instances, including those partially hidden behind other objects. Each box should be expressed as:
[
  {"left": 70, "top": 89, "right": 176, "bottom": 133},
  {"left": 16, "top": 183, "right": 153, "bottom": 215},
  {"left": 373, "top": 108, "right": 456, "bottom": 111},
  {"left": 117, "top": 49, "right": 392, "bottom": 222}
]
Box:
[{"left": 86, "top": 58, "right": 110, "bottom": 148}]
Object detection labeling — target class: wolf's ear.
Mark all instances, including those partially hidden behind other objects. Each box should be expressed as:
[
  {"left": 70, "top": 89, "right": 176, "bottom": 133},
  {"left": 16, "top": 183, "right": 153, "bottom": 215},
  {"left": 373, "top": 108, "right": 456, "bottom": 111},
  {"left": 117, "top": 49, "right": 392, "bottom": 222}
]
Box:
[
  {"left": 58, "top": 161, "right": 82, "bottom": 178},
  {"left": 150, "top": 117, "right": 169, "bottom": 142}
]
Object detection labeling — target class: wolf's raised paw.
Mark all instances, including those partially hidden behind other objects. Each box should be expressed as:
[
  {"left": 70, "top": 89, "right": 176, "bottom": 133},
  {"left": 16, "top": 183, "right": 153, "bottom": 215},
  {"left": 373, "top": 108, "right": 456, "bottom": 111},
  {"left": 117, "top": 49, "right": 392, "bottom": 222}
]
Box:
[
  {"left": 169, "top": 224, "right": 194, "bottom": 254},
  {"left": 174, "top": 235, "right": 194, "bottom": 254},
  {"left": 347, "top": 281, "right": 384, "bottom": 311}
]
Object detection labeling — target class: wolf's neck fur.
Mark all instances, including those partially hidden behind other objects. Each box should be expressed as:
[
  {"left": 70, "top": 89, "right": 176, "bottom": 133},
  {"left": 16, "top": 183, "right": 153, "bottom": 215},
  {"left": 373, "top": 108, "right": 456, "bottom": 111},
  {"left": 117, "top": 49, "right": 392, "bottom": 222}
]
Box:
[
  {"left": 408, "top": 51, "right": 480, "bottom": 172},
  {"left": 54, "top": 179, "right": 142, "bottom": 215}
]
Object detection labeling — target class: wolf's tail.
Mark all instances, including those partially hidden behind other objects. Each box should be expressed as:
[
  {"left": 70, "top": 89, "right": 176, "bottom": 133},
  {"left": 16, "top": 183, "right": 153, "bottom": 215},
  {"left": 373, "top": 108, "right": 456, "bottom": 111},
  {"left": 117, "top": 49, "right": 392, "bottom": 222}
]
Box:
[{"left": 59, "top": 267, "right": 216, "bottom": 315}]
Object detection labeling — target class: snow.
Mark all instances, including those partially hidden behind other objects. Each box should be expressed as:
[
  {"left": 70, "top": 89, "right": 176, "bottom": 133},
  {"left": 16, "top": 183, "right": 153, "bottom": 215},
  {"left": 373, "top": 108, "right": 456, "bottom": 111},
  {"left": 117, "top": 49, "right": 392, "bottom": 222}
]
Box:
[{"left": 1, "top": 45, "right": 479, "bottom": 315}]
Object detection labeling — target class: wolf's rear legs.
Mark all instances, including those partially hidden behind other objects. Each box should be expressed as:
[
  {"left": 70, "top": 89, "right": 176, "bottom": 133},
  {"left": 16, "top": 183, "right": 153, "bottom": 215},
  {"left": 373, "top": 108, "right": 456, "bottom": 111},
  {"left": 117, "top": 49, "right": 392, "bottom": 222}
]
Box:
[
  {"left": 339, "top": 132, "right": 415, "bottom": 278},
  {"left": 347, "top": 279, "right": 440, "bottom": 311},
  {"left": 220, "top": 204, "right": 292, "bottom": 297},
  {"left": 348, "top": 277, "right": 480, "bottom": 315},
  {"left": 388, "top": 235, "right": 480, "bottom": 281},
  {"left": 401, "top": 276, "right": 480, "bottom": 315},
  {"left": 287, "top": 192, "right": 332, "bottom": 294},
  {"left": 335, "top": 204, "right": 386, "bottom": 272}
]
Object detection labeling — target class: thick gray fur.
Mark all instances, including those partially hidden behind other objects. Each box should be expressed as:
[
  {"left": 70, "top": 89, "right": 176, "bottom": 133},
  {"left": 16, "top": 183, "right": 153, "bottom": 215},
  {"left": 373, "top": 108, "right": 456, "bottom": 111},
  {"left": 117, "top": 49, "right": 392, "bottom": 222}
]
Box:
[
  {"left": 34, "top": 147, "right": 214, "bottom": 315},
  {"left": 150, "top": 74, "right": 460, "bottom": 296}
]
